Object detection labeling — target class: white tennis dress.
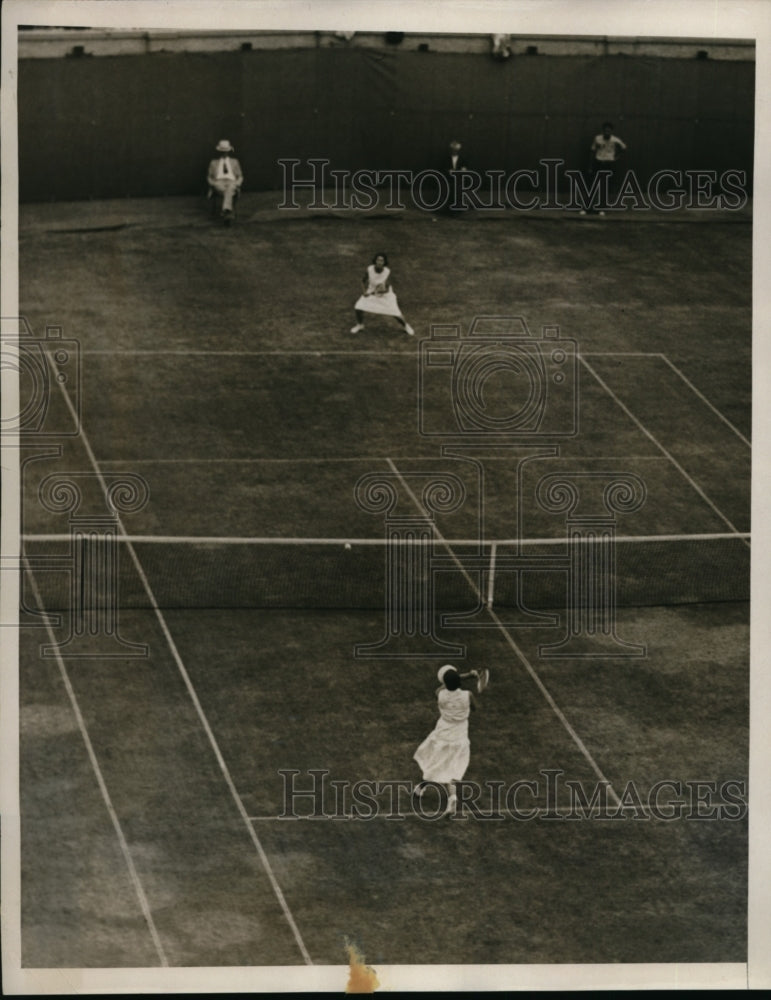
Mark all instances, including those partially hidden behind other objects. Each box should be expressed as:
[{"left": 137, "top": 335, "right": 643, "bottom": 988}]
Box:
[
  {"left": 413, "top": 687, "right": 471, "bottom": 783},
  {"left": 354, "top": 264, "right": 403, "bottom": 317}
]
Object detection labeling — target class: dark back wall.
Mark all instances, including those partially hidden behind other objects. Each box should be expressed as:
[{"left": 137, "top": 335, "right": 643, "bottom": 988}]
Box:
[{"left": 19, "top": 47, "right": 755, "bottom": 201}]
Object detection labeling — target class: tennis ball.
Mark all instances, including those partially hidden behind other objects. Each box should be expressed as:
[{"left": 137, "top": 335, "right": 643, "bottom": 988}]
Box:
[{"left": 344, "top": 542, "right": 352, "bottom": 550}]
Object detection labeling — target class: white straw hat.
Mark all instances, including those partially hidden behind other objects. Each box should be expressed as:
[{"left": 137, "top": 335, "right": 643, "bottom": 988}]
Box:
[
  {"left": 216, "top": 139, "right": 234, "bottom": 152},
  {"left": 437, "top": 664, "right": 458, "bottom": 683}
]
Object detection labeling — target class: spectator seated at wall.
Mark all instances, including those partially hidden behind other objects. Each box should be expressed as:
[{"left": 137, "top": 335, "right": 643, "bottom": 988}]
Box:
[{"left": 207, "top": 139, "right": 243, "bottom": 219}]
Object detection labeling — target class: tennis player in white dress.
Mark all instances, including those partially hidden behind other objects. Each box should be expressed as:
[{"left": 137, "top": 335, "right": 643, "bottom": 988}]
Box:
[
  {"left": 414, "top": 664, "right": 489, "bottom": 814},
  {"left": 351, "top": 253, "right": 414, "bottom": 335}
]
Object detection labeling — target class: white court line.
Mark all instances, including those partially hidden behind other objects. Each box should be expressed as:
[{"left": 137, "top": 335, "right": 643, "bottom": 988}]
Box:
[
  {"left": 97, "top": 455, "right": 678, "bottom": 465},
  {"left": 584, "top": 351, "right": 751, "bottom": 447},
  {"left": 97, "top": 456, "right": 402, "bottom": 464},
  {"left": 86, "top": 349, "right": 662, "bottom": 358},
  {"left": 22, "top": 532, "right": 751, "bottom": 545},
  {"left": 246, "top": 804, "right": 673, "bottom": 821},
  {"left": 386, "top": 457, "right": 623, "bottom": 810},
  {"left": 83, "top": 349, "right": 415, "bottom": 356},
  {"left": 656, "top": 354, "right": 752, "bottom": 448},
  {"left": 22, "top": 559, "right": 169, "bottom": 968},
  {"left": 578, "top": 356, "right": 750, "bottom": 548},
  {"left": 81, "top": 349, "right": 704, "bottom": 358},
  {"left": 47, "top": 360, "right": 314, "bottom": 967}
]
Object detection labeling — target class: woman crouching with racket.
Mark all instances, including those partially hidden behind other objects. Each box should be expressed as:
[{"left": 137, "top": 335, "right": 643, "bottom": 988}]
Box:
[
  {"left": 350, "top": 252, "right": 414, "bottom": 336},
  {"left": 414, "top": 664, "right": 490, "bottom": 816}
]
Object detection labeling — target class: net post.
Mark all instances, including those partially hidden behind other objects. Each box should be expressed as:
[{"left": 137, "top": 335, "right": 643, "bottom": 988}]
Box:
[
  {"left": 439, "top": 444, "right": 562, "bottom": 629},
  {"left": 486, "top": 541, "right": 497, "bottom": 610}
]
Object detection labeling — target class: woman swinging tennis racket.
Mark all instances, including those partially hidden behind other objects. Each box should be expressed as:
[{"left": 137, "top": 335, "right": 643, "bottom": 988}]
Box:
[{"left": 413, "top": 664, "right": 490, "bottom": 815}]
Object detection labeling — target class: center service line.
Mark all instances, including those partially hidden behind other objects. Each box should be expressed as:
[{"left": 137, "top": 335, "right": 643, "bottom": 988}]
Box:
[{"left": 386, "top": 457, "right": 623, "bottom": 810}]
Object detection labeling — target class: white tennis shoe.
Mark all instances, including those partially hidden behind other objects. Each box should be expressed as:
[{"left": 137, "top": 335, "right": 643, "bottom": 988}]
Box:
[
  {"left": 350, "top": 324, "right": 364, "bottom": 333},
  {"left": 405, "top": 324, "right": 415, "bottom": 336}
]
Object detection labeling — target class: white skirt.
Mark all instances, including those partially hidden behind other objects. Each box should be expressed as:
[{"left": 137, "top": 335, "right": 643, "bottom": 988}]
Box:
[
  {"left": 354, "top": 289, "right": 402, "bottom": 317},
  {"left": 414, "top": 723, "right": 470, "bottom": 783}
]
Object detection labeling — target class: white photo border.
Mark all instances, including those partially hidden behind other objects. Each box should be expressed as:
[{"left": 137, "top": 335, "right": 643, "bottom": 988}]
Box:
[{"left": 2, "top": 0, "right": 768, "bottom": 992}]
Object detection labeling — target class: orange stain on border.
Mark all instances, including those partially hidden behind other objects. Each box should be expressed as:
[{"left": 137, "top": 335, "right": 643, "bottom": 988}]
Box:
[{"left": 345, "top": 939, "right": 380, "bottom": 993}]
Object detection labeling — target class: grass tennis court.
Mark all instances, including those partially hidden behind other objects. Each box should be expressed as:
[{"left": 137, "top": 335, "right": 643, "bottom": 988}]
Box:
[{"left": 17, "top": 193, "right": 750, "bottom": 968}]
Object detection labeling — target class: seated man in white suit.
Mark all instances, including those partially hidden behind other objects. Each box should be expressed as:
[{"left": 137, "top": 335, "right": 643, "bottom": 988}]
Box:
[{"left": 207, "top": 139, "right": 243, "bottom": 219}]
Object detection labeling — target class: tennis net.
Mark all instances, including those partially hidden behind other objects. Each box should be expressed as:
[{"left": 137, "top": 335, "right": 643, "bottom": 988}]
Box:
[{"left": 20, "top": 532, "right": 750, "bottom": 612}]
